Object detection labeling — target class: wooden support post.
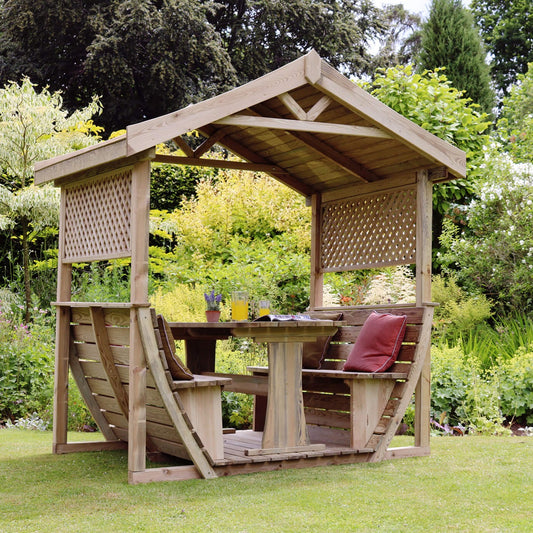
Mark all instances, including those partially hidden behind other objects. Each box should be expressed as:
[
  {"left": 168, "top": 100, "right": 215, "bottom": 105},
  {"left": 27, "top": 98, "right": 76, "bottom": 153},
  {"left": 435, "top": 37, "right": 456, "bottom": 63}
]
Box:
[
  {"left": 128, "top": 159, "right": 151, "bottom": 476},
  {"left": 310, "top": 193, "right": 323, "bottom": 309},
  {"left": 347, "top": 379, "right": 395, "bottom": 450},
  {"left": 53, "top": 189, "right": 71, "bottom": 453},
  {"left": 262, "top": 342, "right": 310, "bottom": 450},
  {"left": 184, "top": 339, "right": 217, "bottom": 374},
  {"left": 415, "top": 169, "right": 432, "bottom": 448}
]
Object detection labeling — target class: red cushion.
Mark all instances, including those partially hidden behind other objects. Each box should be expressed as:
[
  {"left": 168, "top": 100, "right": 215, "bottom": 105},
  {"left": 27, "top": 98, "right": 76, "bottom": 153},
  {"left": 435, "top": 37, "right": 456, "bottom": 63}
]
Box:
[{"left": 343, "top": 312, "right": 407, "bottom": 372}]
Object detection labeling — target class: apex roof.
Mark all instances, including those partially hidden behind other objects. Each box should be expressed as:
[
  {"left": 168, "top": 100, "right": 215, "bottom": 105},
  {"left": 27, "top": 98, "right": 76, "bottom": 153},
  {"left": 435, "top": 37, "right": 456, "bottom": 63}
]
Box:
[{"left": 35, "top": 50, "right": 466, "bottom": 196}]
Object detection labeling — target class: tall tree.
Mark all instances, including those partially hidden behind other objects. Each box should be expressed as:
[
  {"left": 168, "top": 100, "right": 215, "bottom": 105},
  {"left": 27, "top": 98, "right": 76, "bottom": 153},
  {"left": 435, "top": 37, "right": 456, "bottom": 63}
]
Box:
[
  {"left": 0, "top": 0, "right": 106, "bottom": 114},
  {"left": 0, "top": 78, "right": 101, "bottom": 322},
  {"left": 370, "top": 3, "right": 422, "bottom": 71},
  {"left": 0, "top": 0, "right": 237, "bottom": 132},
  {"left": 417, "top": 0, "right": 494, "bottom": 114},
  {"left": 0, "top": 0, "right": 387, "bottom": 132},
  {"left": 496, "top": 63, "right": 533, "bottom": 163},
  {"left": 471, "top": 0, "right": 533, "bottom": 97},
  {"left": 84, "top": 0, "right": 237, "bottom": 132},
  {"left": 207, "top": 0, "right": 385, "bottom": 81}
]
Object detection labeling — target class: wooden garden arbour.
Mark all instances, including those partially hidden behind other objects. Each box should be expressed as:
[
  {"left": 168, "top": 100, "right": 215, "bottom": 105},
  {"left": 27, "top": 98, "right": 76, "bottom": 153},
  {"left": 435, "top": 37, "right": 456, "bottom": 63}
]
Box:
[{"left": 35, "top": 51, "right": 466, "bottom": 482}]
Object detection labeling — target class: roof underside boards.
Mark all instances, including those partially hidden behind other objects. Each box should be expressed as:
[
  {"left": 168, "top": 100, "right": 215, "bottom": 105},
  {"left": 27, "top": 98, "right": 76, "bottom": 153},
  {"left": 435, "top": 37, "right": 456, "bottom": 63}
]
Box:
[{"left": 34, "top": 50, "right": 467, "bottom": 195}]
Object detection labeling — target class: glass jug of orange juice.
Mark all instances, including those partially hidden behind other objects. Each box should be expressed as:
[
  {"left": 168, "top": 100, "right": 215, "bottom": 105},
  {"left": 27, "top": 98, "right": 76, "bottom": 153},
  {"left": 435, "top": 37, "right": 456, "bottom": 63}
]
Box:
[{"left": 231, "top": 291, "right": 249, "bottom": 321}]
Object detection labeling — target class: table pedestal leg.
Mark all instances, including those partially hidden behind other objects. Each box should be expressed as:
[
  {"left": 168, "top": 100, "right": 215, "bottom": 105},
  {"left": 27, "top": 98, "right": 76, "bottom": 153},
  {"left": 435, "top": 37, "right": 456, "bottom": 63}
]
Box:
[
  {"left": 184, "top": 339, "right": 216, "bottom": 374},
  {"left": 262, "top": 342, "right": 309, "bottom": 449}
]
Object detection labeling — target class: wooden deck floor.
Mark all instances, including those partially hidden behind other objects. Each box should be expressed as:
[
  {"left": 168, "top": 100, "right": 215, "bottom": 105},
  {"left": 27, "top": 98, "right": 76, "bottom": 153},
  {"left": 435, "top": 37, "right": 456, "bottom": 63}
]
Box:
[
  {"left": 214, "top": 427, "right": 374, "bottom": 467},
  {"left": 140, "top": 428, "right": 427, "bottom": 482}
]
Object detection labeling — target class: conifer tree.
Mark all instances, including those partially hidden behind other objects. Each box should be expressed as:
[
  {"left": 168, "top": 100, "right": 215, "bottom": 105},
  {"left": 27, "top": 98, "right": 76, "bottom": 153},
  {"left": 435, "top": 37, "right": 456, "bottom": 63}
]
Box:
[{"left": 417, "top": 0, "right": 494, "bottom": 114}]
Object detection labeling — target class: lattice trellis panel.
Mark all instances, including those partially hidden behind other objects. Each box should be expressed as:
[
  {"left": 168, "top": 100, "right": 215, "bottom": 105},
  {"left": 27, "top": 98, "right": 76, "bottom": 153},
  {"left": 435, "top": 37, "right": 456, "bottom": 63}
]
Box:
[
  {"left": 321, "top": 188, "right": 416, "bottom": 271},
  {"left": 63, "top": 169, "right": 132, "bottom": 263}
]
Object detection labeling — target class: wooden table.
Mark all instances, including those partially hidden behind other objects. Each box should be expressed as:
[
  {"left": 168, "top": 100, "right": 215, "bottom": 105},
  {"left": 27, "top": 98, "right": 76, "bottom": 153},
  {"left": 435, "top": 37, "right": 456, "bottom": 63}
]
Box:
[{"left": 169, "top": 320, "right": 342, "bottom": 455}]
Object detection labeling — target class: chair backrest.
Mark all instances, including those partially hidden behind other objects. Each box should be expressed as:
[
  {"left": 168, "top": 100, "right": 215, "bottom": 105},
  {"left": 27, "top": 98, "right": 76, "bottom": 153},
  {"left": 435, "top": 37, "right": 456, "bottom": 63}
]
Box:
[
  {"left": 68, "top": 304, "right": 215, "bottom": 472},
  {"left": 309, "top": 306, "right": 426, "bottom": 373}
]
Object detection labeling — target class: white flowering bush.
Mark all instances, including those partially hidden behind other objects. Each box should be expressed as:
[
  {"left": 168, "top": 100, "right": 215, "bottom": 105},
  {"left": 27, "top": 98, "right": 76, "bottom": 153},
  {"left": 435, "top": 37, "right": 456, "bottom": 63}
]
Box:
[
  {"left": 439, "top": 151, "right": 533, "bottom": 313},
  {"left": 363, "top": 266, "right": 415, "bottom": 305}
]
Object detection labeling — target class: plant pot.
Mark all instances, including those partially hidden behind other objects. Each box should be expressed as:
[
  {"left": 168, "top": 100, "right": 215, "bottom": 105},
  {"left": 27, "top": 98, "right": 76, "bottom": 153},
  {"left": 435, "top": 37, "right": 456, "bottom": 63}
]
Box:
[{"left": 205, "top": 310, "right": 221, "bottom": 323}]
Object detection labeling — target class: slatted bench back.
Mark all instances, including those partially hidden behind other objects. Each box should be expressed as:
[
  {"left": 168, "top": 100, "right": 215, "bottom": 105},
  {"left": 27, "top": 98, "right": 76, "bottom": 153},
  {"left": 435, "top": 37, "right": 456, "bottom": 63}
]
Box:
[
  {"left": 69, "top": 306, "right": 192, "bottom": 459},
  {"left": 304, "top": 306, "right": 426, "bottom": 438},
  {"left": 314, "top": 306, "right": 424, "bottom": 373}
]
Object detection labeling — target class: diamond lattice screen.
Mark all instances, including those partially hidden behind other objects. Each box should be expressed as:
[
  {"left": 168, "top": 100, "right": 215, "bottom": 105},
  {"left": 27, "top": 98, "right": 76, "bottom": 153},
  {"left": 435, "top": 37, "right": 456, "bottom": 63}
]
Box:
[
  {"left": 63, "top": 169, "right": 132, "bottom": 263},
  {"left": 321, "top": 188, "right": 417, "bottom": 272}
]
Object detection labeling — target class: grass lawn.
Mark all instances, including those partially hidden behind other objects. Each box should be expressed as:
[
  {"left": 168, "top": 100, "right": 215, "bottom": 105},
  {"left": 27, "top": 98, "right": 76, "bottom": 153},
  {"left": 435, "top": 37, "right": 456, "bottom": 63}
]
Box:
[{"left": 0, "top": 430, "right": 531, "bottom": 532}]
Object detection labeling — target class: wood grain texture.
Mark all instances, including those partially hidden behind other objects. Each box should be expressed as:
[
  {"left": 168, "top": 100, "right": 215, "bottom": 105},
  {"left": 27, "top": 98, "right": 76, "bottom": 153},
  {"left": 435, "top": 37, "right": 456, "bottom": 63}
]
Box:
[
  {"left": 90, "top": 307, "right": 130, "bottom": 419},
  {"left": 262, "top": 341, "right": 309, "bottom": 450},
  {"left": 137, "top": 307, "right": 217, "bottom": 478}
]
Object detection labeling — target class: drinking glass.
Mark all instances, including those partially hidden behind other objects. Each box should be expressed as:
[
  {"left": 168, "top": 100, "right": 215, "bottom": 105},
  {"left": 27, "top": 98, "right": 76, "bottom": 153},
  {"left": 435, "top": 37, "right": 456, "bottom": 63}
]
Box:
[
  {"left": 258, "top": 300, "right": 271, "bottom": 317},
  {"left": 231, "top": 291, "right": 249, "bottom": 321}
]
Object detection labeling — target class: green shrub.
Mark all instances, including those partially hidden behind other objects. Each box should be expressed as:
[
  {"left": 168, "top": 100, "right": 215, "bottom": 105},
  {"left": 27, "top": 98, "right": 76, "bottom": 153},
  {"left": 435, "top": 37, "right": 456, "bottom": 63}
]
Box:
[
  {"left": 149, "top": 170, "right": 312, "bottom": 314},
  {"left": 431, "top": 344, "right": 506, "bottom": 434},
  {"left": 71, "top": 261, "right": 130, "bottom": 302},
  {"left": 496, "top": 347, "right": 533, "bottom": 425},
  {"left": 151, "top": 283, "right": 211, "bottom": 322},
  {"left": 221, "top": 392, "right": 254, "bottom": 430},
  {"left": 0, "top": 311, "right": 54, "bottom": 421},
  {"left": 431, "top": 344, "right": 471, "bottom": 426},
  {"left": 462, "top": 372, "right": 508, "bottom": 436},
  {"left": 431, "top": 274, "right": 492, "bottom": 341}
]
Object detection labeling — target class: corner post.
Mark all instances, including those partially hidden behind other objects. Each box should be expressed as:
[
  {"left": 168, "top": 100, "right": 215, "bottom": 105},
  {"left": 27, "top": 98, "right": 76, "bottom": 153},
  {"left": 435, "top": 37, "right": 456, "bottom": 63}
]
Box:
[
  {"left": 309, "top": 193, "right": 323, "bottom": 309},
  {"left": 53, "top": 188, "right": 71, "bottom": 453},
  {"left": 415, "top": 169, "right": 432, "bottom": 447},
  {"left": 128, "top": 159, "right": 151, "bottom": 477}
]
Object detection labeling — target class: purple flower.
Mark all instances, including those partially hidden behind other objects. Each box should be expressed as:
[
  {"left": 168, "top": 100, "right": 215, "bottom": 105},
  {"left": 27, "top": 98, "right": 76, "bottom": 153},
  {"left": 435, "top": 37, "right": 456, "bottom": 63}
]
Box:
[{"left": 204, "top": 290, "right": 222, "bottom": 310}]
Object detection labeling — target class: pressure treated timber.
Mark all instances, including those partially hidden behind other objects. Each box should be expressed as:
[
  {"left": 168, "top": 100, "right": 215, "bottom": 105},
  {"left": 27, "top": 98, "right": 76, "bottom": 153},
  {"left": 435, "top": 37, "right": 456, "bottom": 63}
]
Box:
[
  {"left": 314, "top": 59, "right": 466, "bottom": 180},
  {"left": 40, "top": 50, "right": 468, "bottom": 483},
  {"left": 415, "top": 170, "right": 433, "bottom": 448},
  {"left": 214, "top": 115, "right": 392, "bottom": 139}
]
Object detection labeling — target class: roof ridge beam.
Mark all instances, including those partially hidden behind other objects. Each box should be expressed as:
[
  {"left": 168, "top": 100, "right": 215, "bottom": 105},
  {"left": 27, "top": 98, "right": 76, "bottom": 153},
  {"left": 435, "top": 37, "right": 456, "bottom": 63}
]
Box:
[
  {"left": 250, "top": 103, "right": 380, "bottom": 183},
  {"left": 214, "top": 114, "right": 391, "bottom": 139}
]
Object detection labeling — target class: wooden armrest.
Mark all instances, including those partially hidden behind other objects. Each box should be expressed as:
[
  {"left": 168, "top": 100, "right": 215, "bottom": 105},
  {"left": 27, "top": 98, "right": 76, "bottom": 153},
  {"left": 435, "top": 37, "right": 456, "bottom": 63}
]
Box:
[{"left": 170, "top": 374, "right": 232, "bottom": 390}]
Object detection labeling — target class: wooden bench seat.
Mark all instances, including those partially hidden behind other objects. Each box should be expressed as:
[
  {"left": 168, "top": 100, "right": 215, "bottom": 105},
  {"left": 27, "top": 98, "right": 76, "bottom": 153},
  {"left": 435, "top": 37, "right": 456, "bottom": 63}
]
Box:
[
  {"left": 248, "top": 367, "right": 409, "bottom": 380},
  {"left": 244, "top": 305, "right": 434, "bottom": 456},
  {"left": 59, "top": 303, "right": 231, "bottom": 481}
]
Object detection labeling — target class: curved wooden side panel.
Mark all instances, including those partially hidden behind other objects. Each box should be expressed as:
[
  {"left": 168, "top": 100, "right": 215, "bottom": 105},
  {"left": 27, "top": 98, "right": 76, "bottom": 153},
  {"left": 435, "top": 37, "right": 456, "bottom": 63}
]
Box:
[
  {"left": 369, "top": 305, "right": 434, "bottom": 462},
  {"left": 68, "top": 339, "right": 118, "bottom": 441},
  {"left": 136, "top": 308, "right": 217, "bottom": 479}
]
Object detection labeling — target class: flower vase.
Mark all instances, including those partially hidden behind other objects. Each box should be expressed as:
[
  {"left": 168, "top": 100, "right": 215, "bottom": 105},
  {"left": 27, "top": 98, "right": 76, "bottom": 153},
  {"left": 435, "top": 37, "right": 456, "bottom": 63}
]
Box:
[{"left": 205, "top": 310, "right": 221, "bottom": 323}]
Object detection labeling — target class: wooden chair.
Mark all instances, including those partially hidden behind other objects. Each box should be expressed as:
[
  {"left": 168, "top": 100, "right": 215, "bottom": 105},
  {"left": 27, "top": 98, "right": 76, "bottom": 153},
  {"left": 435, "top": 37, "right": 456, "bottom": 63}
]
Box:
[
  {"left": 60, "top": 303, "right": 231, "bottom": 481},
  {"left": 248, "top": 305, "right": 434, "bottom": 460}
]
